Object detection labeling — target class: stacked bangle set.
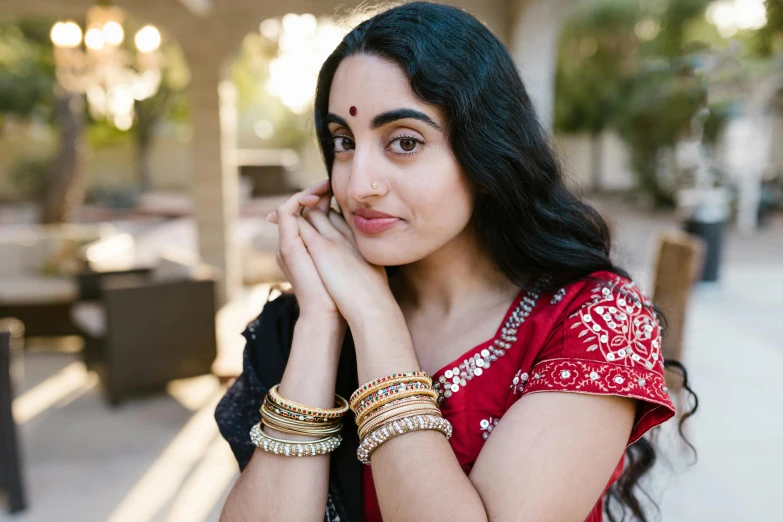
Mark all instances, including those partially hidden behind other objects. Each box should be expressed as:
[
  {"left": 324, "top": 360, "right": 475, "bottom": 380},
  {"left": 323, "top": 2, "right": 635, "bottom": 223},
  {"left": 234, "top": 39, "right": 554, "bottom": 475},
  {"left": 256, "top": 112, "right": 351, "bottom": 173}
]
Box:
[{"left": 249, "top": 372, "right": 453, "bottom": 464}]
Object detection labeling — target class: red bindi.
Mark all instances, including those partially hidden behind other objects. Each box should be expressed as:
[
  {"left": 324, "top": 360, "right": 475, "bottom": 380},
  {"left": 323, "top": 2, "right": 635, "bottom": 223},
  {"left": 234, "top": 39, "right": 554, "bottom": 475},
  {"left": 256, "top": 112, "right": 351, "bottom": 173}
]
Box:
[{"left": 349, "top": 106, "right": 357, "bottom": 116}]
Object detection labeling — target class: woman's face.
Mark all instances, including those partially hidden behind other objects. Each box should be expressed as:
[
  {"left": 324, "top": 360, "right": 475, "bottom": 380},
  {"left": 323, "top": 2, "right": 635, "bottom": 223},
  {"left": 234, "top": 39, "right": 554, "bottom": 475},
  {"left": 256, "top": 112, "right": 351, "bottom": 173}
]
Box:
[{"left": 327, "top": 54, "right": 476, "bottom": 266}]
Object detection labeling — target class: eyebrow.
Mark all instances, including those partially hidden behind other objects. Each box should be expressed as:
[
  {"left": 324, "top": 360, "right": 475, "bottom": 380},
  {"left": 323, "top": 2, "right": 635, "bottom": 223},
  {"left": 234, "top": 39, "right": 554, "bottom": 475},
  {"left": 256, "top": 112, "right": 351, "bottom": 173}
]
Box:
[{"left": 326, "top": 108, "right": 442, "bottom": 132}]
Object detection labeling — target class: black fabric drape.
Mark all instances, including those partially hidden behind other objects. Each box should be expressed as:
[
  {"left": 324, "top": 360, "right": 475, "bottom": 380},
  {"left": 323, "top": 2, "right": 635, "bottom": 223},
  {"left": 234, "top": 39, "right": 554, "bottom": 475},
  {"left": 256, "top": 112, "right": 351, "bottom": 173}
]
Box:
[{"left": 214, "top": 291, "right": 363, "bottom": 522}]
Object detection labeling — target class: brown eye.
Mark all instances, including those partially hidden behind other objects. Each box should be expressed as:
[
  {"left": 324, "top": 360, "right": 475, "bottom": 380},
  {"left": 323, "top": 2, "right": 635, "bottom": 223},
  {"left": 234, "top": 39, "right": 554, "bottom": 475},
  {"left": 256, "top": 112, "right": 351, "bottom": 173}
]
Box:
[
  {"left": 388, "top": 135, "right": 422, "bottom": 155},
  {"left": 399, "top": 138, "right": 416, "bottom": 152},
  {"left": 333, "top": 135, "right": 355, "bottom": 152}
]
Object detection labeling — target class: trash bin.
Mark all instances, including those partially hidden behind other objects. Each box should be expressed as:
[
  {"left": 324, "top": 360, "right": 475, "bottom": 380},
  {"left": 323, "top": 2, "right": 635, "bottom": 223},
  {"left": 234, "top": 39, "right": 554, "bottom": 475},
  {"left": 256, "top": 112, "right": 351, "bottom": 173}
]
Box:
[{"left": 682, "top": 190, "right": 730, "bottom": 283}]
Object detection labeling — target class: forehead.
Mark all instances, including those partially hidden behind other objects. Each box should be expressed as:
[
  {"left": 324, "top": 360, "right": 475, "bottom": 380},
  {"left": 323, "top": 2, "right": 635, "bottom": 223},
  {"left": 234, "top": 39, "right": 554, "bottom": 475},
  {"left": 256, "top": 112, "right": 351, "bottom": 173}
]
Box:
[{"left": 328, "top": 54, "right": 435, "bottom": 123}]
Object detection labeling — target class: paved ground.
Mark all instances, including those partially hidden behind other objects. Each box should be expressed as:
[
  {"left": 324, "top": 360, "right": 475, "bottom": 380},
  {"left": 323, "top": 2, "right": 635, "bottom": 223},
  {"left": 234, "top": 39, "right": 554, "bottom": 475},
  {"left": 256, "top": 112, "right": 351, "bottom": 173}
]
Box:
[{"left": 2, "top": 195, "right": 781, "bottom": 521}]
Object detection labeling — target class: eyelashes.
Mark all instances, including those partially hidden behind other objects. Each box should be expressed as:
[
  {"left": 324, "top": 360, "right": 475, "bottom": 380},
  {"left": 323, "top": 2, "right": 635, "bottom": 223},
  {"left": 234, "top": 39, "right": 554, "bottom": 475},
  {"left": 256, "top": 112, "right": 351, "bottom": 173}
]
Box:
[
  {"left": 387, "top": 134, "right": 423, "bottom": 156},
  {"left": 331, "top": 134, "right": 425, "bottom": 156},
  {"left": 332, "top": 135, "right": 355, "bottom": 153}
]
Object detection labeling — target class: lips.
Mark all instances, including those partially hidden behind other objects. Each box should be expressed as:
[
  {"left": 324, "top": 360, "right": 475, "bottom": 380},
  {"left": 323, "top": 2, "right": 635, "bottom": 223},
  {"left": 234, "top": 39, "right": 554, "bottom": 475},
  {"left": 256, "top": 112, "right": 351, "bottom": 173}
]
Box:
[
  {"left": 352, "top": 208, "right": 400, "bottom": 234},
  {"left": 353, "top": 208, "right": 396, "bottom": 219}
]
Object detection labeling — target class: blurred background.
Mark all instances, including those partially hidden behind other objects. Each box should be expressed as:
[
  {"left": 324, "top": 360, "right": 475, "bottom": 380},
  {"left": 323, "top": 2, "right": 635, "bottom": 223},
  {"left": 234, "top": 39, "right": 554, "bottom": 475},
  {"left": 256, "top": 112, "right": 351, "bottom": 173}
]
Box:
[{"left": 0, "top": 0, "right": 780, "bottom": 520}]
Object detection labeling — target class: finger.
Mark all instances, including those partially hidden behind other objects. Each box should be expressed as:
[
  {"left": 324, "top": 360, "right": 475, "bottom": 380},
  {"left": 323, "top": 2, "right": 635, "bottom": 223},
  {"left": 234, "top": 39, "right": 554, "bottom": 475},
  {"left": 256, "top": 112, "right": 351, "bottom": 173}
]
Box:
[
  {"left": 302, "top": 207, "right": 342, "bottom": 240},
  {"left": 267, "top": 193, "right": 320, "bottom": 224},
  {"left": 328, "top": 209, "right": 358, "bottom": 247},
  {"left": 296, "top": 215, "right": 325, "bottom": 251},
  {"left": 315, "top": 183, "right": 333, "bottom": 214},
  {"left": 302, "top": 178, "right": 331, "bottom": 199},
  {"left": 268, "top": 193, "right": 319, "bottom": 225},
  {"left": 277, "top": 193, "right": 320, "bottom": 243}
]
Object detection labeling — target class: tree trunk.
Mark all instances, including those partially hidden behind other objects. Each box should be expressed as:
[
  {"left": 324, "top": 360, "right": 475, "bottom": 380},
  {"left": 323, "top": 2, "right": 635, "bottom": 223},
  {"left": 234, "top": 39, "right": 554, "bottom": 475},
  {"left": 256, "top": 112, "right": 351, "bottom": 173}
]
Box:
[
  {"left": 40, "top": 87, "right": 85, "bottom": 224},
  {"left": 135, "top": 127, "right": 153, "bottom": 192}
]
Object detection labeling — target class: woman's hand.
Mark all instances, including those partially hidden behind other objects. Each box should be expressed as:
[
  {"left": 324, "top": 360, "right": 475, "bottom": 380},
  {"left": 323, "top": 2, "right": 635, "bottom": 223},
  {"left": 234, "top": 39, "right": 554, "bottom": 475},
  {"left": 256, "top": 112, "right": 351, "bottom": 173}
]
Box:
[
  {"left": 268, "top": 193, "right": 393, "bottom": 327},
  {"left": 266, "top": 179, "right": 344, "bottom": 322}
]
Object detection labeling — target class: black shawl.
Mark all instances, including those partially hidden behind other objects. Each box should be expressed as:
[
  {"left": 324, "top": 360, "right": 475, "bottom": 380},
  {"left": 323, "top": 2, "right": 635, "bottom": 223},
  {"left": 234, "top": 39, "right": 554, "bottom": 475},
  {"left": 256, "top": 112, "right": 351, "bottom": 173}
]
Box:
[{"left": 214, "top": 291, "right": 363, "bottom": 522}]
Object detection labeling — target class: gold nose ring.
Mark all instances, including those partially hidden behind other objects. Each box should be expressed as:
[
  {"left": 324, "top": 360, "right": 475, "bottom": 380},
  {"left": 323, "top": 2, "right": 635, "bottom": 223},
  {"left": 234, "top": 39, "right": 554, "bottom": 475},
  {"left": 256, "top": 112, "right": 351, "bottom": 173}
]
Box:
[{"left": 371, "top": 180, "right": 379, "bottom": 190}]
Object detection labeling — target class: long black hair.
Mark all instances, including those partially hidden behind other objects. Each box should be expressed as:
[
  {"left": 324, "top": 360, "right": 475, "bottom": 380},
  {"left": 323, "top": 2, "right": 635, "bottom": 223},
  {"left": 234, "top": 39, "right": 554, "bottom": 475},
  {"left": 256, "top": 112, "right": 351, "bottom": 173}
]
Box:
[{"left": 313, "top": 3, "right": 697, "bottom": 521}]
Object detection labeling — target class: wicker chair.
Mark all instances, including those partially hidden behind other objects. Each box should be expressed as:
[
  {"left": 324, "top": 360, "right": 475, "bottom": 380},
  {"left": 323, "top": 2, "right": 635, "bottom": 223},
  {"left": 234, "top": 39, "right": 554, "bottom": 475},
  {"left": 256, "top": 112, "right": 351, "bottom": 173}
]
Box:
[{"left": 71, "top": 255, "right": 218, "bottom": 405}]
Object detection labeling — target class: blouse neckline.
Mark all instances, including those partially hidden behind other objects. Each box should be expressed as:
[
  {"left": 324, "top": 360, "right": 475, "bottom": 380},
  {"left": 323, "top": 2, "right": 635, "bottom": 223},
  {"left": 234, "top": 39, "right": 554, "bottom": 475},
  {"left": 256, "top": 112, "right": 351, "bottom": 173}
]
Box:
[{"left": 432, "top": 278, "right": 540, "bottom": 382}]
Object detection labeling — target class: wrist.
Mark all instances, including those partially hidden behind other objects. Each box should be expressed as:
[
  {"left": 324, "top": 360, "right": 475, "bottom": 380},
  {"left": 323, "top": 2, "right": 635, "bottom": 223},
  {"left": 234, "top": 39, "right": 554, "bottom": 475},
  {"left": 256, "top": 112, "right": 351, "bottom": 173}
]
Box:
[
  {"left": 348, "top": 298, "right": 405, "bottom": 339},
  {"left": 291, "top": 314, "right": 346, "bottom": 364}
]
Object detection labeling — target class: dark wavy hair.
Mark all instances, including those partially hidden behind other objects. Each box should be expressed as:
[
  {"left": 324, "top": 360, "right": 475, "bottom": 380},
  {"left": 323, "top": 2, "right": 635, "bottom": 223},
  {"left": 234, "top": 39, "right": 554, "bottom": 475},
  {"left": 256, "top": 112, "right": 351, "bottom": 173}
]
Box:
[{"left": 313, "top": 3, "right": 697, "bottom": 520}]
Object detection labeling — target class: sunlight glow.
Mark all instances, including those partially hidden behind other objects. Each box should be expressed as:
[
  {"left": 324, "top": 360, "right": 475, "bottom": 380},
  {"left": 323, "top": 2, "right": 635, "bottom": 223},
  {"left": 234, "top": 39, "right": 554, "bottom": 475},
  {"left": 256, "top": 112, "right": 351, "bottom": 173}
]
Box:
[
  {"left": 263, "top": 14, "right": 353, "bottom": 114},
  {"left": 12, "top": 362, "right": 90, "bottom": 424},
  {"left": 706, "top": 0, "right": 768, "bottom": 38},
  {"left": 104, "top": 391, "right": 225, "bottom": 522}
]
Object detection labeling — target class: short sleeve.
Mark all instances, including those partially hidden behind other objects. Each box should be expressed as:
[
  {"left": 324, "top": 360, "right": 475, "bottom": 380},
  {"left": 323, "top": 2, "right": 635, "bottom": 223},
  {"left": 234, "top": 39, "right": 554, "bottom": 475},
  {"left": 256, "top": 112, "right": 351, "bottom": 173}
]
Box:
[
  {"left": 521, "top": 273, "right": 675, "bottom": 445},
  {"left": 214, "top": 292, "right": 298, "bottom": 471}
]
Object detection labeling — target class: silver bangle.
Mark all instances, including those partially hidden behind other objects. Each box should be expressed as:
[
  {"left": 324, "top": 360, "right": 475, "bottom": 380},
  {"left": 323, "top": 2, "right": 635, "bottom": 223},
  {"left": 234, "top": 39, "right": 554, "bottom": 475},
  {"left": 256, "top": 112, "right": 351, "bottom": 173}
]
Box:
[
  {"left": 357, "top": 414, "right": 453, "bottom": 465},
  {"left": 249, "top": 423, "right": 342, "bottom": 457}
]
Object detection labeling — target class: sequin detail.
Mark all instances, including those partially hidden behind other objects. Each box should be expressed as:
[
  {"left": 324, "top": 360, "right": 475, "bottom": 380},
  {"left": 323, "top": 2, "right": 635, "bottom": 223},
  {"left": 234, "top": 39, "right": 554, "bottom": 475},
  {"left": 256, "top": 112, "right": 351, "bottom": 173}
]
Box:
[
  {"left": 510, "top": 369, "right": 529, "bottom": 395},
  {"left": 434, "top": 276, "right": 549, "bottom": 402},
  {"left": 479, "top": 416, "right": 500, "bottom": 440},
  {"left": 550, "top": 287, "right": 566, "bottom": 305}
]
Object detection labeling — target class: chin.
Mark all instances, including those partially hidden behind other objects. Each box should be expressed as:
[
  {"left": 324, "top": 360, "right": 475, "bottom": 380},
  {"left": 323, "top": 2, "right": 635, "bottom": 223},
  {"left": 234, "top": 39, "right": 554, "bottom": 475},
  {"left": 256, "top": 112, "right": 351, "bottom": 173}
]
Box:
[{"left": 356, "top": 237, "right": 425, "bottom": 266}]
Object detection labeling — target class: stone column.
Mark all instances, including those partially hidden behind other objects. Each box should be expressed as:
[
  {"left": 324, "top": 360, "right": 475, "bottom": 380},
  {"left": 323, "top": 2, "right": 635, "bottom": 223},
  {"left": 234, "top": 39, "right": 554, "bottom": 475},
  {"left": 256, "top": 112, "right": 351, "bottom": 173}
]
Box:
[
  {"left": 188, "top": 63, "right": 241, "bottom": 305},
  {"left": 509, "top": 0, "right": 571, "bottom": 129}
]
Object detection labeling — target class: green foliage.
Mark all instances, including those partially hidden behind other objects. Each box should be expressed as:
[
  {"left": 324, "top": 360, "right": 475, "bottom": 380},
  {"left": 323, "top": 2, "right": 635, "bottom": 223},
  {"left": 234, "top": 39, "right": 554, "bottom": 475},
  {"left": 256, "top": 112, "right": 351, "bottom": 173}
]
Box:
[
  {"left": 555, "top": 0, "right": 641, "bottom": 133},
  {"left": 752, "top": 0, "right": 783, "bottom": 56},
  {"left": 555, "top": 0, "right": 717, "bottom": 205},
  {"left": 0, "top": 18, "right": 56, "bottom": 119}
]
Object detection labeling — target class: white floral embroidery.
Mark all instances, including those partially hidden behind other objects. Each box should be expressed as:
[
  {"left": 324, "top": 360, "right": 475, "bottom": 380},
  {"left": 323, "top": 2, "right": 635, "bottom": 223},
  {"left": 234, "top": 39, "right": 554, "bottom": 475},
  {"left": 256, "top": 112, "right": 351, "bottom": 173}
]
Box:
[
  {"left": 480, "top": 416, "right": 500, "bottom": 440},
  {"left": 568, "top": 276, "right": 663, "bottom": 370},
  {"left": 510, "top": 369, "right": 529, "bottom": 394}
]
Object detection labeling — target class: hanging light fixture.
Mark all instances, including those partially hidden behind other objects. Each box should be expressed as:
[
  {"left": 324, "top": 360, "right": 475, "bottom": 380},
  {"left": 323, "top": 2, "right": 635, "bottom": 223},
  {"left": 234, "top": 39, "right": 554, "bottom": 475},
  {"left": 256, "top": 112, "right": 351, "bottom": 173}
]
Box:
[{"left": 50, "top": 2, "right": 164, "bottom": 130}]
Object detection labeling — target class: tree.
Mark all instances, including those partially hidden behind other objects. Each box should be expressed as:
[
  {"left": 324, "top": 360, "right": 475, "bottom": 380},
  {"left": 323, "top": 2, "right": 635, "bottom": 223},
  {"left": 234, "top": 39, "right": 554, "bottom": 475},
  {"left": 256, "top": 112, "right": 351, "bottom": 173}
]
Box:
[
  {"left": 554, "top": 0, "right": 714, "bottom": 206},
  {"left": 555, "top": 0, "right": 641, "bottom": 191},
  {"left": 0, "top": 17, "right": 88, "bottom": 223}
]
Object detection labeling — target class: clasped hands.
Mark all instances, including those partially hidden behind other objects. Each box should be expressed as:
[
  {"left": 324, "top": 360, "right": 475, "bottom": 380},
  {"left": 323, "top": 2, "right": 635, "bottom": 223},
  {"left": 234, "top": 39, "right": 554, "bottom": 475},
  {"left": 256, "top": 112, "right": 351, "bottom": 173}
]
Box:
[{"left": 265, "top": 179, "right": 392, "bottom": 328}]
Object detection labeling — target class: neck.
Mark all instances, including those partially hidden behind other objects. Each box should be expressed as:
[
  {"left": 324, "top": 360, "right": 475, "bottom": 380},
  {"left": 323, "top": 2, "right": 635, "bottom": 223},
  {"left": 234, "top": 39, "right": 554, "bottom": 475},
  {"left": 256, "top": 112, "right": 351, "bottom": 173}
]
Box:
[{"left": 391, "top": 226, "right": 521, "bottom": 315}]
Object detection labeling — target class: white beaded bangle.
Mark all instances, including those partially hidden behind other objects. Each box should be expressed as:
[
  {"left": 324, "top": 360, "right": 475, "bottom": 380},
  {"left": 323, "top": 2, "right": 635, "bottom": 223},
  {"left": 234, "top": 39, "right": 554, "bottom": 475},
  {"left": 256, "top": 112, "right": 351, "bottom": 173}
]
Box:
[
  {"left": 356, "top": 414, "right": 453, "bottom": 465},
  {"left": 249, "top": 423, "right": 342, "bottom": 457}
]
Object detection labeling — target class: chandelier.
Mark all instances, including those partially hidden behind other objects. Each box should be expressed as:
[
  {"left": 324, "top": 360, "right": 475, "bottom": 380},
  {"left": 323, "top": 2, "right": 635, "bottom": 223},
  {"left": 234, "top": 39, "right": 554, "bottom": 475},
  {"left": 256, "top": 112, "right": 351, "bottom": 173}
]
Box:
[{"left": 49, "top": 3, "right": 163, "bottom": 130}]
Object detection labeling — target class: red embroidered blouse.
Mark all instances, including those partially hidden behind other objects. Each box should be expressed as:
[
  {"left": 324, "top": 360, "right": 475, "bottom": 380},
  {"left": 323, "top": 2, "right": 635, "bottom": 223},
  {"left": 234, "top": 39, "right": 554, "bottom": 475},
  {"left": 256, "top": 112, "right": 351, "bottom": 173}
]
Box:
[{"left": 362, "top": 270, "right": 676, "bottom": 521}]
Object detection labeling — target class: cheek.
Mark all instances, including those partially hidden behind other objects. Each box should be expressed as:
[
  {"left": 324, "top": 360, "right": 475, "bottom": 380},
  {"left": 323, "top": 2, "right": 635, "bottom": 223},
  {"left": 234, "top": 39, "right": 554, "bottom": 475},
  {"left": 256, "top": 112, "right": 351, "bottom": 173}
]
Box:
[{"left": 409, "top": 168, "right": 474, "bottom": 231}]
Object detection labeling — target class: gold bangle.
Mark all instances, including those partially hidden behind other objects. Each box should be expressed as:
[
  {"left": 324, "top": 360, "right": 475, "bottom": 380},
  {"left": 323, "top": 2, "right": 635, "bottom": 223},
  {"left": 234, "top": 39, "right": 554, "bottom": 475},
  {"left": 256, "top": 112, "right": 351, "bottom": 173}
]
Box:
[
  {"left": 261, "top": 404, "right": 343, "bottom": 435},
  {"left": 263, "top": 396, "right": 339, "bottom": 424},
  {"left": 351, "top": 371, "right": 432, "bottom": 404},
  {"left": 261, "top": 417, "right": 343, "bottom": 437},
  {"left": 359, "top": 401, "right": 441, "bottom": 433},
  {"left": 350, "top": 376, "right": 433, "bottom": 410},
  {"left": 355, "top": 389, "right": 440, "bottom": 418},
  {"left": 261, "top": 400, "right": 342, "bottom": 429},
  {"left": 268, "top": 385, "right": 349, "bottom": 420},
  {"left": 359, "top": 404, "right": 442, "bottom": 439},
  {"left": 261, "top": 409, "right": 343, "bottom": 434},
  {"left": 356, "top": 397, "right": 438, "bottom": 426},
  {"left": 351, "top": 381, "right": 433, "bottom": 413}
]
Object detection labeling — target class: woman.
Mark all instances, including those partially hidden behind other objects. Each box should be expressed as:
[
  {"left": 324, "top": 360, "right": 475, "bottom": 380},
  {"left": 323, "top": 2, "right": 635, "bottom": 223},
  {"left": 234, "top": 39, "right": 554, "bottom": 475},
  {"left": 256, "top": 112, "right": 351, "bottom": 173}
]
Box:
[{"left": 215, "top": 3, "right": 695, "bottom": 521}]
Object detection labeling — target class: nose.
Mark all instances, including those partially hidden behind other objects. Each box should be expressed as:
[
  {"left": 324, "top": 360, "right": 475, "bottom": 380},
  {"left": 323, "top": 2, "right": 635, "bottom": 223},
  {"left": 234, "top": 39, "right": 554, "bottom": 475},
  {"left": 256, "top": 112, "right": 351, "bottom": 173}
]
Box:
[{"left": 346, "top": 146, "right": 387, "bottom": 203}]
